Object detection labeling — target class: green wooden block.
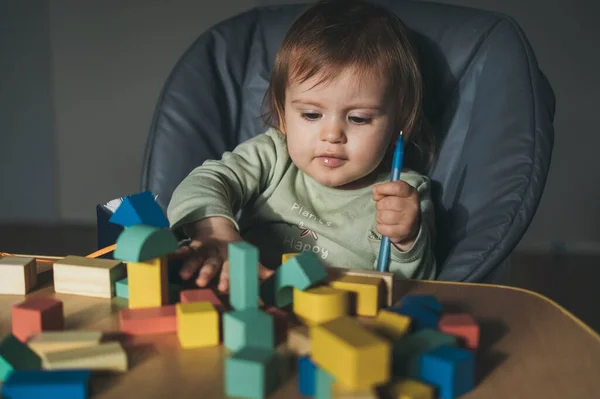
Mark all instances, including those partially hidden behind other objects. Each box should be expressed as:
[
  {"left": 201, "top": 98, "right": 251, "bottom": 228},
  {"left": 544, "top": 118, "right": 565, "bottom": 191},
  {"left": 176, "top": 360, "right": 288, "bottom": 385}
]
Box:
[
  {"left": 0, "top": 334, "right": 42, "bottom": 382},
  {"left": 223, "top": 309, "right": 274, "bottom": 352},
  {"left": 113, "top": 224, "right": 178, "bottom": 262},
  {"left": 228, "top": 242, "right": 259, "bottom": 311},
  {"left": 392, "top": 328, "right": 458, "bottom": 377},
  {"left": 260, "top": 251, "right": 327, "bottom": 308},
  {"left": 115, "top": 278, "right": 128, "bottom": 299},
  {"left": 315, "top": 367, "right": 335, "bottom": 399},
  {"left": 225, "top": 347, "right": 278, "bottom": 399}
]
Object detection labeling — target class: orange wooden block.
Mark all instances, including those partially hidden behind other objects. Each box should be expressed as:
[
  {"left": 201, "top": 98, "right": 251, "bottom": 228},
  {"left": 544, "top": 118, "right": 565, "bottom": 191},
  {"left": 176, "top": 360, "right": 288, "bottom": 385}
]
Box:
[
  {"left": 179, "top": 289, "right": 227, "bottom": 312},
  {"left": 11, "top": 297, "right": 64, "bottom": 342},
  {"left": 439, "top": 313, "right": 480, "bottom": 350},
  {"left": 119, "top": 305, "right": 176, "bottom": 336}
]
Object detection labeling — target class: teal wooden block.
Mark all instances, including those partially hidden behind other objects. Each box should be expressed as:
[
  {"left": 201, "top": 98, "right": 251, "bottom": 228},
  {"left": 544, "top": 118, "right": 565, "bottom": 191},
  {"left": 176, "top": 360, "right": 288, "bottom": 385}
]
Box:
[
  {"left": 260, "top": 252, "right": 327, "bottom": 307},
  {"left": 418, "top": 345, "right": 475, "bottom": 399},
  {"left": 113, "top": 224, "right": 178, "bottom": 262},
  {"left": 115, "top": 278, "right": 128, "bottom": 299},
  {"left": 393, "top": 328, "right": 458, "bottom": 377},
  {"left": 109, "top": 191, "right": 169, "bottom": 228},
  {"left": 223, "top": 309, "right": 274, "bottom": 352},
  {"left": 225, "top": 347, "right": 278, "bottom": 399},
  {"left": 315, "top": 367, "right": 335, "bottom": 399},
  {"left": 1, "top": 370, "right": 90, "bottom": 399},
  {"left": 228, "top": 242, "right": 259, "bottom": 311},
  {"left": 0, "top": 334, "right": 42, "bottom": 382}
]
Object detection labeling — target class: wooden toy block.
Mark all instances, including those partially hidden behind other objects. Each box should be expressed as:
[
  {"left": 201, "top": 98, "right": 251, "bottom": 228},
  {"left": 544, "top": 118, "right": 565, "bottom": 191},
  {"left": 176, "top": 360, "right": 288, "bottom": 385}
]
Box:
[
  {"left": 398, "top": 295, "right": 442, "bottom": 314},
  {"left": 42, "top": 341, "right": 128, "bottom": 372},
  {"left": 115, "top": 277, "right": 129, "bottom": 298},
  {"left": 223, "top": 308, "right": 274, "bottom": 352},
  {"left": 315, "top": 367, "right": 335, "bottom": 399},
  {"left": 109, "top": 191, "right": 169, "bottom": 228},
  {"left": 12, "top": 297, "right": 64, "bottom": 342},
  {"left": 293, "top": 285, "right": 348, "bottom": 325},
  {"left": 298, "top": 355, "right": 317, "bottom": 396},
  {"left": 325, "top": 266, "right": 395, "bottom": 307},
  {"left": 113, "top": 224, "right": 178, "bottom": 262},
  {"left": 0, "top": 256, "right": 37, "bottom": 295},
  {"left": 389, "top": 378, "right": 435, "bottom": 399},
  {"left": 176, "top": 302, "right": 219, "bottom": 348},
  {"left": 287, "top": 324, "right": 310, "bottom": 356},
  {"left": 53, "top": 255, "right": 125, "bottom": 298},
  {"left": 1, "top": 370, "right": 91, "bottom": 399},
  {"left": 260, "top": 251, "right": 327, "bottom": 308},
  {"left": 310, "top": 316, "right": 391, "bottom": 391},
  {"left": 392, "top": 328, "right": 458, "bottom": 378},
  {"left": 228, "top": 242, "right": 259, "bottom": 311},
  {"left": 328, "top": 275, "right": 384, "bottom": 317},
  {"left": 27, "top": 331, "right": 103, "bottom": 356},
  {"left": 127, "top": 256, "right": 169, "bottom": 309},
  {"left": 388, "top": 304, "right": 439, "bottom": 331},
  {"left": 180, "top": 288, "right": 227, "bottom": 312},
  {"left": 119, "top": 305, "right": 176, "bottom": 335},
  {"left": 281, "top": 253, "right": 299, "bottom": 263},
  {"left": 333, "top": 383, "right": 379, "bottom": 398},
  {"left": 418, "top": 345, "right": 475, "bottom": 399},
  {"left": 0, "top": 334, "right": 42, "bottom": 382},
  {"left": 225, "top": 347, "right": 279, "bottom": 399},
  {"left": 264, "top": 305, "right": 289, "bottom": 345},
  {"left": 439, "top": 313, "right": 480, "bottom": 350},
  {"left": 371, "top": 309, "right": 412, "bottom": 340}
]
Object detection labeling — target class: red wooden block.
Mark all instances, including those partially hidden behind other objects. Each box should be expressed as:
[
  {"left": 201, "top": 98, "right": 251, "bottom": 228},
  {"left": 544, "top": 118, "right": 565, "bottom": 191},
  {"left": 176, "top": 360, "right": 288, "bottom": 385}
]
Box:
[
  {"left": 264, "top": 306, "right": 289, "bottom": 346},
  {"left": 11, "top": 297, "right": 64, "bottom": 342},
  {"left": 119, "top": 305, "right": 176, "bottom": 336},
  {"left": 179, "top": 289, "right": 226, "bottom": 312},
  {"left": 439, "top": 313, "right": 480, "bottom": 350}
]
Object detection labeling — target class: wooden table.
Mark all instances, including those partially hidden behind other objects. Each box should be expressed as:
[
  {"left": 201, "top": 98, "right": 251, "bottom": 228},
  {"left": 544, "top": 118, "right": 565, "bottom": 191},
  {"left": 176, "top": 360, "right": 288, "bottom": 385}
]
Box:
[{"left": 1, "top": 272, "right": 600, "bottom": 399}]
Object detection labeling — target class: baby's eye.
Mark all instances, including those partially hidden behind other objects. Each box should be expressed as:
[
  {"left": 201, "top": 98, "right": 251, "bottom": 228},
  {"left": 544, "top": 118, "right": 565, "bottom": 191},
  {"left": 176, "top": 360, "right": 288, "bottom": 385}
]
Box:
[
  {"left": 302, "top": 113, "right": 321, "bottom": 121},
  {"left": 349, "top": 116, "right": 372, "bottom": 125}
]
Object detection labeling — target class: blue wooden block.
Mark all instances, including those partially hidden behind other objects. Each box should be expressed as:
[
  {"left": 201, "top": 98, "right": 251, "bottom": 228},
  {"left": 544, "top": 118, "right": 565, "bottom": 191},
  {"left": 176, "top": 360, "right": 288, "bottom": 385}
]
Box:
[
  {"left": 400, "top": 295, "right": 442, "bottom": 313},
  {"left": 228, "top": 242, "right": 259, "bottom": 311},
  {"left": 1, "top": 370, "right": 90, "bottom": 399},
  {"left": 225, "top": 347, "right": 278, "bottom": 399},
  {"left": 96, "top": 204, "right": 123, "bottom": 259},
  {"left": 392, "top": 329, "right": 458, "bottom": 377},
  {"left": 109, "top": 191, "right": 169, "bottom": 228},
  {"left": 389, "top": 303, "right": 439, "bottom": 331},
  {"left": 223, "top": 309, "right": 274, "bottom": 352},
  {"left": 298, "top": 356, "right": 317, "bottom": 396},
  {"left": 418, "top": 345, "right": 474, "bottom": 399},
  {"left": 115, "top": 278, "right": 128, "bottom": 299},
  {"left": 315, "top": 367, "right": 334, "bottom": 399}
]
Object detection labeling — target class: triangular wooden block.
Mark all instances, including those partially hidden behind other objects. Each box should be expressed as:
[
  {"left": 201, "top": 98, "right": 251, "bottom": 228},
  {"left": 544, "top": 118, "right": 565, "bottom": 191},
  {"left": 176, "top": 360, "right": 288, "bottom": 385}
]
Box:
[{"left": 109, "top": 191, "right": 169, "bottom": 228}]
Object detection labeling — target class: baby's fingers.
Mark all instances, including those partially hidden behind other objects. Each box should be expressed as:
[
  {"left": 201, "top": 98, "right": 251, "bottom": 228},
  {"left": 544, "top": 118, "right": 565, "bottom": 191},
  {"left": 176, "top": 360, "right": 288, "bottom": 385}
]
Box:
[
  {"left": 180, "top": 252, "right": 205, "bottom": 280},
  {"left": 258, "top": 264, "right": 274, "bottom": 280},
  {"left": 218, "top": 260, "right": 230, "bottom": 293}
]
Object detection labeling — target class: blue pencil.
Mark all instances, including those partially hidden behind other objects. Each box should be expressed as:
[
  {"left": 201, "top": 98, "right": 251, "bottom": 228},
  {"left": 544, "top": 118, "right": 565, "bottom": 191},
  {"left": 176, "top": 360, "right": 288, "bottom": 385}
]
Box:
[{"left": 376, "top": 131, "right": 404, "bottom": 272}]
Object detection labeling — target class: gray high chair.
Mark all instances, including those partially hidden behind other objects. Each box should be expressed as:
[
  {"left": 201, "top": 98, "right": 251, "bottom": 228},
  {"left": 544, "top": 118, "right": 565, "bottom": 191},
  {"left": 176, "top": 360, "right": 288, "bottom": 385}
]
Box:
[{"left": 140, "top": 0, "right": 555, "bottom": 284}]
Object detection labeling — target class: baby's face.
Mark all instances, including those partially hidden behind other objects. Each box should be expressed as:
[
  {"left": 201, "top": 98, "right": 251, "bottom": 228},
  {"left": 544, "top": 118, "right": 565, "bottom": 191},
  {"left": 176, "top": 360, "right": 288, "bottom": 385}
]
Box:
[{"left": 283, "top": 67, "right": 395, "bottom": 189}]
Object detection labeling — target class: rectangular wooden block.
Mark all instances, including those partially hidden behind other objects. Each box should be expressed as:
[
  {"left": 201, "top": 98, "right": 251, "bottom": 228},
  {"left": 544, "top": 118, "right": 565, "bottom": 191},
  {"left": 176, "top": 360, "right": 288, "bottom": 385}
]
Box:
[
  {"left": 176, "top": 302, "right": 219, "bottom": 348},
  {"left": 0, "top": 256, "right": 37, "bottom": 295},
  {"left": 11, "top": 297, "right": 64, "bottom": 342},
  {"left": 53, "top": 255, "right": 125, "bottom": 298},
  {"left": 43, "top": 342, "right": 128, "bottom": 372},
  {"left": 1, "top": 370, "right": 90, "bottom": 399},
  {"left": 27, "top": 331, "right": 103, "bottom": 356},
  {"left": 127, "top": 256, "right": 168, "bottom": 309},
  {"left": 180, "top": 288, "right": 226, "bottom": 312},
  {"left": 228, "top": 242, "right": 259, "bottom": 311},
  {"left": 119, "top": 305, "right": 176, "bottom": 335},
  {"left": 325, "top": 266, "right": 394, "bottom": 307}
]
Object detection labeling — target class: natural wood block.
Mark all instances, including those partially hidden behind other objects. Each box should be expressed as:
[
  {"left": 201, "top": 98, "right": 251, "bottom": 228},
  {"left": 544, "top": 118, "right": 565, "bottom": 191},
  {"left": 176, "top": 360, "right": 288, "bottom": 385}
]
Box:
[
  {"left": 11, "top": 297, "right": 64, "bottom": 342},
  {"left": 228, "top": 242, "right": 260, "bottom": 311},
  {"left": 329, "top": 275, "right": 384, "bottom": 317},
  {"left": 439, "top": 313, "right": 480, "bottom": 350},
  {"left": 180, "top": 288, "right": 226, "bottom": 312},
  {"left": 389, "top": 378, "right": 434, "bottom": 399},
  {"left": 310, "top": 316, "right": 391, "bottom": 391},
  {"left": 53, "top": 255, "right": 125, "bottom": 298},
  {"left": 0, "top": 256, "right": 37, "bottom": 295},
  {"left": 127, "top": 256, "right": 169, "bottom": 309},
  {"left": 27, "top": 331, "right": 103, "bottom": 356},
  {"left": 1, "top": 370, "right": 91, "bottom": 399},
  {"left": 113, "top": 224, "right": 178, "bottom": 262},
  {"left": 119, "top": 305, "right": 176, "bottom": 336},
  {"left": 293, "top": 285, "right": 348, "bottom": 325},
  {"left": 371, "top": 309, "right": 412, "bottom": 340},
  {"left": 42, "top": 341, "right": 128, "bottom": 372},
  {"left": 223, "top": 308, "right": 274, "bottom": 352},
  {"left": 287, "top": 324, "right": 310, "bottom": 356},
  {"left": 0, "top": 334, "right": 42, "bottom": 382},
  {"left": 176, "top": 302, "right": 219, "bottom": 348},
  {"left": 325, "top": 266, "right": 395, "bottom": 307},
  {"left": 225, "top": 347, "right": 278, "bottom": 399}
]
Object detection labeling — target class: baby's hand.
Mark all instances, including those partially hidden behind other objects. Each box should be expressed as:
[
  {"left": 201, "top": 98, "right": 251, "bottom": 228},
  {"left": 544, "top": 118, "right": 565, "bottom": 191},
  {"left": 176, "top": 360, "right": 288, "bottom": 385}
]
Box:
[{"left": 372, "top": 181, "right": 421, "bottom": 252}]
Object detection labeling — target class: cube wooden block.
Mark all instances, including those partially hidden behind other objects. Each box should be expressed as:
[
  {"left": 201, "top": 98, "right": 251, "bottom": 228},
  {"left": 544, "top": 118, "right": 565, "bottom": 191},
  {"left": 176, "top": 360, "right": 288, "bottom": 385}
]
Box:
[
  {"left": 11, "top": 297, "right": 64, "bottom": 342},
  {"left": 398, "top": 295, "right": 442, "bottom": 314},
  {"left": 119, "top": 305, "right": 176, "bottom": 336},
  {"left": 176, "top": 302, "right": 219, "bottom": 348},
  {"left": 228, "top": 242, "right": 260, "bottom": 311},
  {"left": 293, "top": 286, "right": 348, "bottom": 325},
  {"left": 418, "top": 345, "right": 475, "bottom": 399},
  {"left": 1, "top": 370, "right": 90, "bottom": 399},
  {"left": 115, "top": 278, "right": 129, "bottom": 298},
  {"left": 0, "top": 334, "right": 42, "bottom": 382},
  {"left": 53, "top": 255, "right": 125, "bottom": 298},
  {"left": 223, "top": 308, "right": 274, "bottom": 352},
  {"left": 439, "top": 313, "right": 480, "bottom": 350},
  {"left": 325, "top": 266, "right": 395, "bottom": 307},
  {"left": 127, "top": 256, "right": 169, "bottom": 309},
  {"left": 392, "top": 329, "right": 458, "bottom": 378},
  {"left": 390, "top": 378, "right": 435, "bottom": 399},
  {"left": 329, "top": 275, "right": 384, "bottom": 317},
  {"left": 0, "top": 256, "right": 37, "bottom": 295},
  {"left": 389, "top": 304, "right": 439, "bottom": 331},
  {"left": 27, "top": 331, "right": 103, "bottom": 356},
  {"left": 180, "top": 288, "right": 226, "bottom": 312},
  {"left": 42, "top": 342, "right": 128, "bottom": 372},
  {"left": 225, "top": 347, "right": 279, "bottom": 399},
  {"left": 315, "top": 367, "right": 335, "bottom": 399}
]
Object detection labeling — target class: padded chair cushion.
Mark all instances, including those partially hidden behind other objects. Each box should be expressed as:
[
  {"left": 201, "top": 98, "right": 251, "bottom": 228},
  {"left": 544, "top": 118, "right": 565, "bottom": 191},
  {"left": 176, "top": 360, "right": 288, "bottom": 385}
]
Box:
[{"left": 141, "top": 0, "right": 555, "bottom": 282}]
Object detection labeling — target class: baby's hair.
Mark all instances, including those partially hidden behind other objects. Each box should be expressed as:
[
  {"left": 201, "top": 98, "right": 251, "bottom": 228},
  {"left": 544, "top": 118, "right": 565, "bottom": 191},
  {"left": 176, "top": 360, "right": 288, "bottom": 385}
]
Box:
[{"left": 261, "top": 0, "right": 435, "bottom": 173}]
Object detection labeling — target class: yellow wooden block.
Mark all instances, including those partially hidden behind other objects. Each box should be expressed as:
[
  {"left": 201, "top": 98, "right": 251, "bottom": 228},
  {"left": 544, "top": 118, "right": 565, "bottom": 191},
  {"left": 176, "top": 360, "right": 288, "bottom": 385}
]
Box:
[
  {"left": 127, "top": 256, "right": 168, "bottom": 309},
  {"left": 282, "top": 253, "right": 299, "bottom": 263},
  {"left": 333, "top": 380, "right": 379, "bottom": 398},
  {"left": 286, "top": 325, "right": 310, "bottom": 356},
  {"left": 0, "top": 256, "right": 37, "bottom": 295},
  {"left": 27, "top": 331, "right": 103, "bottom": 356},
  {"left": 43, "top": 341, "right": 128, "bottom": 372},
  {"left": 325, "top": 266, "right": 395, "bottom": 306},
  {"left": 391, "top": 379, "right": 434, "bottom": 399},
  {"left": 329, "top": 275, "right": 383, "bottom": 317},
  {"left": 293, "top": 286, "right": 348, "bottom": 325},
  {"left": 53, "top": 255, "right": 125, "bottom": 298},
  {"left": 176, "top": 301, "right": 219, "bottom": 348},
  {"left": 372, "top": 310, "right": 412, "bottom": 340},
  {"left": 310, "top": 316, "right": 391, "bottom": 390}
]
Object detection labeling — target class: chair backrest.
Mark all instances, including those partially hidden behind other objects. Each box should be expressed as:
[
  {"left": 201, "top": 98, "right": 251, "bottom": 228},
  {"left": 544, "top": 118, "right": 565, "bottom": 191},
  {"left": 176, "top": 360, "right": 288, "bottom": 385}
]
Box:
[{"left": 141, "top": 0, "right": 555, "bottom": 282}]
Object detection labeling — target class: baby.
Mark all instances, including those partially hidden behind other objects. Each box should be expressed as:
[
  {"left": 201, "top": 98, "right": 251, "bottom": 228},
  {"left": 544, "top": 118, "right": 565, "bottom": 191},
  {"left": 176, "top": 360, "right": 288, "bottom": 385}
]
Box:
[{"left": 167, "top": 0, "right": 437, "bottom": 292}]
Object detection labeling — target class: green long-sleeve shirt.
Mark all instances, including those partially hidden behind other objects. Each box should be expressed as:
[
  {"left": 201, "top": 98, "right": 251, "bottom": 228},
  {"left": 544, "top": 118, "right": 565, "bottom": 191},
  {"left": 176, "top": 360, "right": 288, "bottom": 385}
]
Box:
[{"left": 167, "top": 128, "right": 436, "bottom": 279}]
